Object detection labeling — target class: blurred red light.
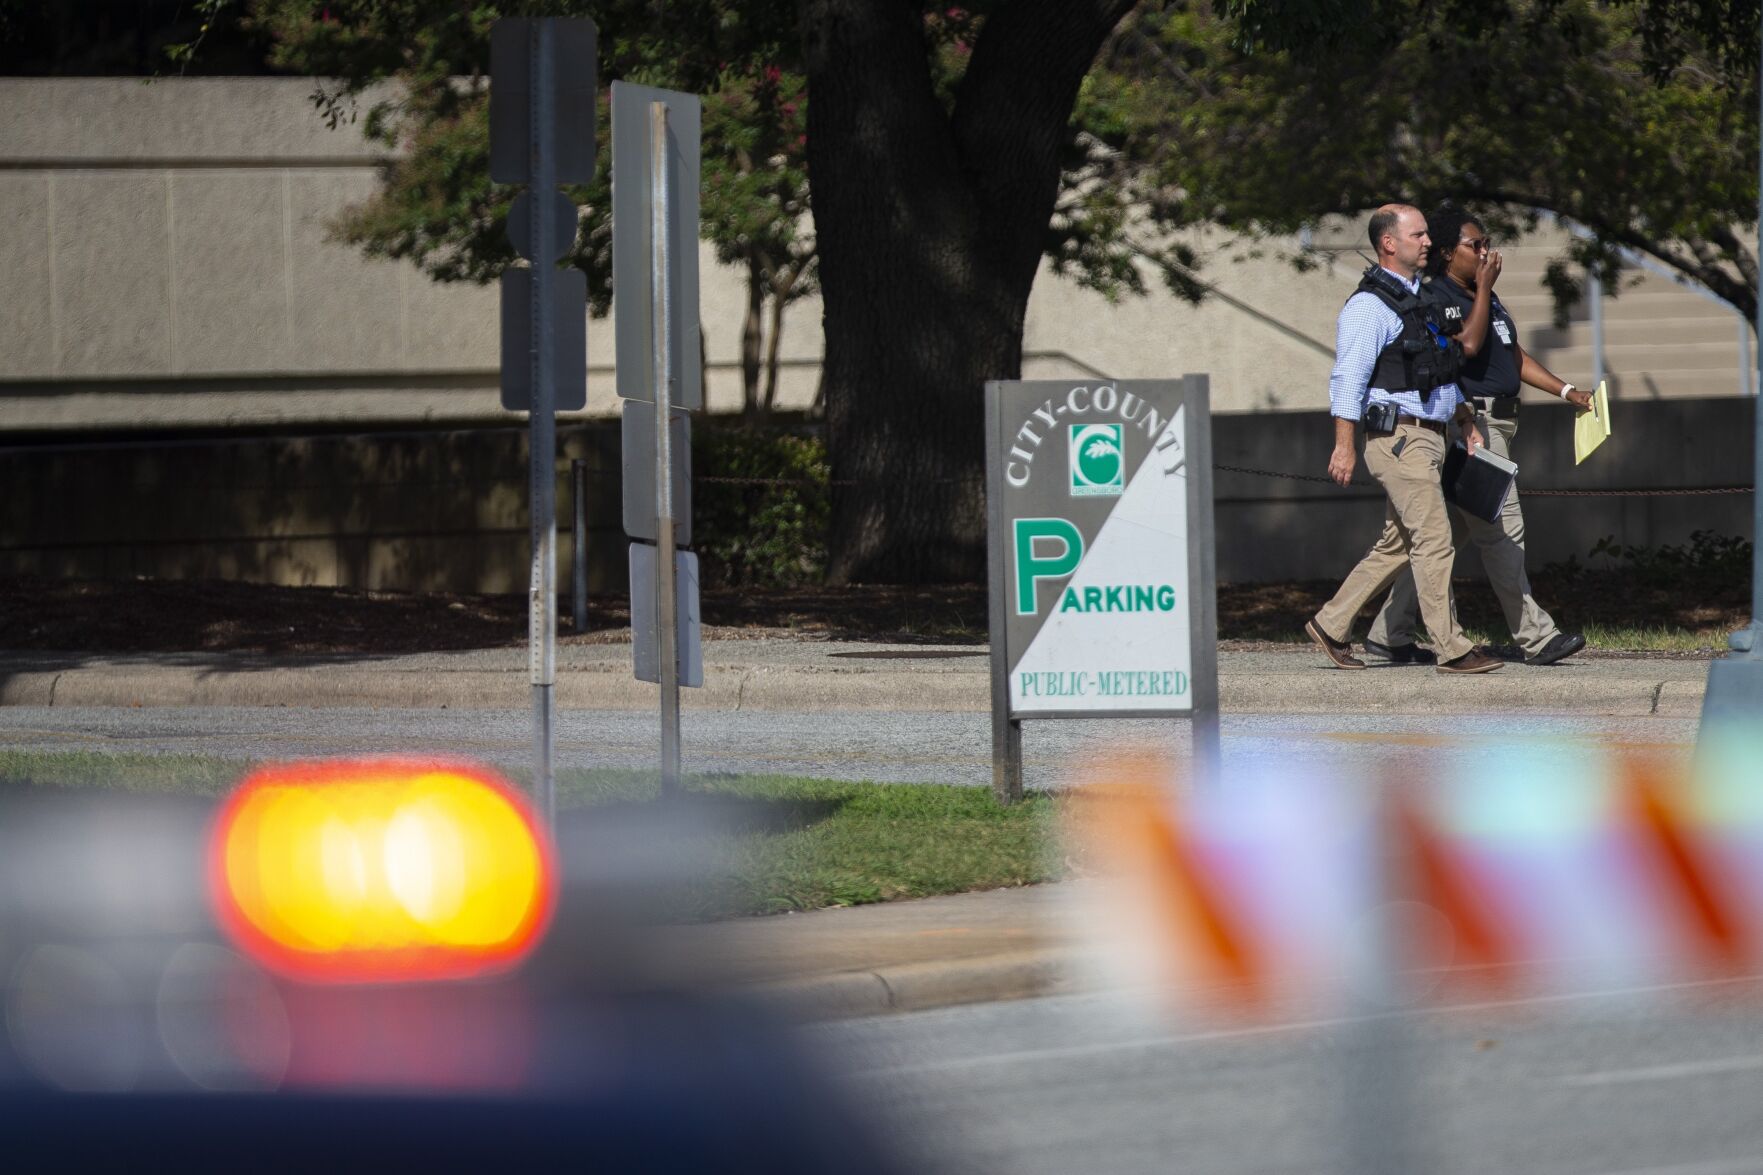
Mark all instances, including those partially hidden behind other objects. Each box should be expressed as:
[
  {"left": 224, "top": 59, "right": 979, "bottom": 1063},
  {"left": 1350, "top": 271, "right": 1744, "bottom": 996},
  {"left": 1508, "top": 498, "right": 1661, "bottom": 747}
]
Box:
[{"left": 208, "top": 759, "right": 554, "bottom": 984}]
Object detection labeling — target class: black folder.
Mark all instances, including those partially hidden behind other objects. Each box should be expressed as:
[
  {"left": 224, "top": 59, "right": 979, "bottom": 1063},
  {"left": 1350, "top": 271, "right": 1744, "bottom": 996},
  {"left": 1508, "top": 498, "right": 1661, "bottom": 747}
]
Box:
[{"left": 1441, "top": 442, "right": 1517, "bottom": 524}]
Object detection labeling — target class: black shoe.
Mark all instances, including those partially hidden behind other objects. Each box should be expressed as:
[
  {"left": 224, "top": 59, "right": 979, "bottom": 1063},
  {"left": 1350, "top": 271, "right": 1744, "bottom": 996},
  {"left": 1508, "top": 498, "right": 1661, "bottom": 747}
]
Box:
[
  {"left": 1362, "top": 638, "right": 1438, "bottom": 665},
  {"left": 1305, "top": 619, "right": 1366, "bottom": 670},
  {"left": 1525, "top": 633, "right": 1586, "bottom": 666}
]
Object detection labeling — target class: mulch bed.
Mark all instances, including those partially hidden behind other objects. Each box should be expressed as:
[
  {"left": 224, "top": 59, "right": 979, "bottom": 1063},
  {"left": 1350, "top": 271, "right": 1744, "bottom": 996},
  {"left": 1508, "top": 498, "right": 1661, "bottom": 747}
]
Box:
[{"left": 0, "top": 572, "right": 1744, "bottom": 656}]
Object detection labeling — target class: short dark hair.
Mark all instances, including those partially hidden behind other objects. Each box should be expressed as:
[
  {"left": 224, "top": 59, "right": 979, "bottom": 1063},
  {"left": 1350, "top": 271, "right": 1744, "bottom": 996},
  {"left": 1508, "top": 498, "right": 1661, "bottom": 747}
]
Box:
[
  {"left": 1424, "top": 204, "right": 1480, "bottom": 276},
  {"left": 1367, "top": 208, "right": 1399, "bottom": 253}
]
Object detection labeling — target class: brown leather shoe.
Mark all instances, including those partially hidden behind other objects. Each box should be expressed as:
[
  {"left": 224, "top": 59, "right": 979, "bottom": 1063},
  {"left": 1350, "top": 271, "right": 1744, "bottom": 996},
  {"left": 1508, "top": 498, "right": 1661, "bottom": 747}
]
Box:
[
  {"left": 1305, "top": 619, "right": 1366, "bottom": 670},
  {"left": 1436, "top": 649, "right": 1503, "bottom": 675}
]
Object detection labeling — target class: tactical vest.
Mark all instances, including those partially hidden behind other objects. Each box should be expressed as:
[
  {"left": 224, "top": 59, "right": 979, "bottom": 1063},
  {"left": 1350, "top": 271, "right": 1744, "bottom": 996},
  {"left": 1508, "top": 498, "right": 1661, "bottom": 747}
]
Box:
[
  {"left": 1352, "top": 266, "right": 1462, "bottom": 397},
  {"left": 1431, "top": 275, "right": 1521, "bottom": 399}
]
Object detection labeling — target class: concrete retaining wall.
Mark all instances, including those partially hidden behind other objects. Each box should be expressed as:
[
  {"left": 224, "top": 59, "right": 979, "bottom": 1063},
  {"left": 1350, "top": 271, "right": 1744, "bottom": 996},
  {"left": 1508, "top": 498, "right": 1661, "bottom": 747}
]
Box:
[
  {"left": 1, "top": 425, "right": 623, "bottom": 594},
  {"left": 2, "top": 396, "right": 1748, "bottom": 592},
  {"left": 1213, "top": 397, "right": 1753, "bottom": 583},
  {"left": 0, "top": 78, "right": 825, "bottom": 430}
]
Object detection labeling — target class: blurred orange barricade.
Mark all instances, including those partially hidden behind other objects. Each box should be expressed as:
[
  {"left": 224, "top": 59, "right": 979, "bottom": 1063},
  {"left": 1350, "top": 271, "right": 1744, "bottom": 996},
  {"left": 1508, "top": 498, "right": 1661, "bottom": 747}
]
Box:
[
  {"left": 1069, "top": 755, "right": 1372, "bottom": 1018},
  {"left": 1068, "top": 731, "right": 1763, "bottom": 1022}
]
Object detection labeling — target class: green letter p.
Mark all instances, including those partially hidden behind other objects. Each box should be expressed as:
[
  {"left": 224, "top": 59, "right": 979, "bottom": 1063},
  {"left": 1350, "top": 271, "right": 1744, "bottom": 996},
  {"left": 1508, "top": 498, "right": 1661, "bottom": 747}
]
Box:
[{"left": 1014, "top": 518, "right": 1084, "bottom": 615}]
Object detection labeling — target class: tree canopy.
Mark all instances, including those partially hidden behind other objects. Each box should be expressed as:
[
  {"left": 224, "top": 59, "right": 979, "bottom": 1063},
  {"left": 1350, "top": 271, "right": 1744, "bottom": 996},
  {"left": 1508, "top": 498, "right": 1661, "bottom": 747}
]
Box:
[
  {"left": 240, "top": 1, "right": 1201, "bottom": 387},
  {"left": 242, "top": 1, "right": 1763, "bottom": 343},
  {"left": 1203, "top": 0, "right": 1761, "bottom": 324},
  {"left": 243, "top": 0, "right": 812, "bottom": 412},
  {"left": 0, "top": 0, "right": 278, "bottom": 75}
]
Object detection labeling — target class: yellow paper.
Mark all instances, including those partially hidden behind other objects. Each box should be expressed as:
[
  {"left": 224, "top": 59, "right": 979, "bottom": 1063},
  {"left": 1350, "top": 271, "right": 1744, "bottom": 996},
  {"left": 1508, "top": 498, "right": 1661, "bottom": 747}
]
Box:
[{"left": 1573, "top": 380, "right": 1611, "bottom": 465}]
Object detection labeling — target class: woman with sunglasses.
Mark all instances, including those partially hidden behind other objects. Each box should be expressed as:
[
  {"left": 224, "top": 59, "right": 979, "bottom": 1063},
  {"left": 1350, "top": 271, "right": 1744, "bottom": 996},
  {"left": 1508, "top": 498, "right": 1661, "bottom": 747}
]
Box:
[{"left": 1363, "top": 204, "right": 1594, "bottom": 667}]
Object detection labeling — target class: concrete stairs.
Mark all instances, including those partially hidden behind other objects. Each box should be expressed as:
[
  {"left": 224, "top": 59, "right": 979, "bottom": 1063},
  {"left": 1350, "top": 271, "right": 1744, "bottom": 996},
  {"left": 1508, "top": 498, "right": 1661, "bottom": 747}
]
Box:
[
  {"left": 1490, "top": 243, "right": 1754, "bottom": 402},
  {"left": 1303, "top": 217, "right": 1755, "bottom": 402}
]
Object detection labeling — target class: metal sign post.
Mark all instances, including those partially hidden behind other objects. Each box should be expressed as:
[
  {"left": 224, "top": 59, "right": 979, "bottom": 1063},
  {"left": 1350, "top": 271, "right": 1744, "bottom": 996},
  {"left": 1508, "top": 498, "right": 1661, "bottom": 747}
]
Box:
[
  {"left": 985, "top": 377, "right": 1220, "bottom": 804},
  {"left": 612, "top": 83, "right": 702, "bottom": 412},
  {"left": 650, "top": 101, "right": 682, "bottom": 795},
  {"left": 490, "top": 16, "right": 595, "bottom": 825},
  {"left": 1699, "top": 21, "right": 1763, "bottom": 728},
  {"left": 612, "top": 82, "right": 702, "bottom": 798},
  {"left": 572, "top": 457, "right": 588, "bottom": 633}
]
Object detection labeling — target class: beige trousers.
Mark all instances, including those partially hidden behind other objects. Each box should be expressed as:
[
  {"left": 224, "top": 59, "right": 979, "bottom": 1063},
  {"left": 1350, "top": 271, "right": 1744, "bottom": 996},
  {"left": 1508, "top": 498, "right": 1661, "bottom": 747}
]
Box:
[
  {"left": 1314, "top": 422, "right": 1474, "bottom": 662},
  {"left": 1367, "top": 413, "right": 1560, "bottom": 657}
]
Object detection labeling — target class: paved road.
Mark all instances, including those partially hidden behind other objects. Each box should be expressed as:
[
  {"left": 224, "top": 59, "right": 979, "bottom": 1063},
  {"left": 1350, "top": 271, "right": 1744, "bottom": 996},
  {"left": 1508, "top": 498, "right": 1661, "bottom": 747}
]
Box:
[
  {"left": 809, "top": 981, "right": 1763, "bottom": 1175},
  {"left": 0, "top": 706, "right": 1699, "bottom": 787}
]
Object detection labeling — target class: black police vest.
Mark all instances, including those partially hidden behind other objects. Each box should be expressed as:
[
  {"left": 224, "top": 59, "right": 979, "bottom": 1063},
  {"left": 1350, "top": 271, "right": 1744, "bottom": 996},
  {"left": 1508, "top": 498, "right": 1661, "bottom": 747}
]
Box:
[
  {"left": 1352, "top": 267, "right": 1462, "bottom": 396},
  {"left": 1430, "top": 275, "right": 1521, "bottom": 399}
]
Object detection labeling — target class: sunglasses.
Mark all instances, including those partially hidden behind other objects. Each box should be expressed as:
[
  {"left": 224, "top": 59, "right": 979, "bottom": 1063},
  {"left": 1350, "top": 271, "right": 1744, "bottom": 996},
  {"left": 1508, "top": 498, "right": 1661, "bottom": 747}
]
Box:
[{"left": 1458, "top": 234, "right": 1493, "bottom": 255}]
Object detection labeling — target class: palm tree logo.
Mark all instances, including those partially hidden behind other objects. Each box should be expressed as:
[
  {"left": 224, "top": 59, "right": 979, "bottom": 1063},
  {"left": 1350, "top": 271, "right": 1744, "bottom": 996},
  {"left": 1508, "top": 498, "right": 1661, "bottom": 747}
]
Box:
[{"left": 1070, "top": 423, "right": 1124, "bottom": 495}]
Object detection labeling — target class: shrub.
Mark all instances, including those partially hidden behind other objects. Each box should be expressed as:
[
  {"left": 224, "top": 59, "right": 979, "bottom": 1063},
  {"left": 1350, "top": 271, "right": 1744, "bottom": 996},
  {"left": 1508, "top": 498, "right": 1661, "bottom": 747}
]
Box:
[
  {"left": 693, "top": 425, "right": 829, "bottom": 588},
  {"left": 1584, "top": 530, "right": 1753, "bottom": 594}
]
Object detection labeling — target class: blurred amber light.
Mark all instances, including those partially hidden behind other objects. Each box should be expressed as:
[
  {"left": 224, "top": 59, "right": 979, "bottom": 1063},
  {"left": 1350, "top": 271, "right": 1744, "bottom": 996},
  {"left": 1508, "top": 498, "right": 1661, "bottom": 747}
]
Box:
[{"left": 209, "top": 760, "right": 554, "bottom": 983}]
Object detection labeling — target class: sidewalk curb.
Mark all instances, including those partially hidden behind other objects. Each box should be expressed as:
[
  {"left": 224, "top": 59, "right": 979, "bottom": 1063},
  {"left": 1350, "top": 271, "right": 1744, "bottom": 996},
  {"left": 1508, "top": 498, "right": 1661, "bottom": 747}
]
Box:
[
  {"left": 0, "top": 661, "right": 1708, "bottom": 716},
  {"left": 1225, "top": 672, "right": 1702, "bottom": 717},
  {"left": 0, "top": 664, "right": 991, "bottom": 712},
  {"left": 748, "top": 947, "right": 1085, "bottom": 1020}
]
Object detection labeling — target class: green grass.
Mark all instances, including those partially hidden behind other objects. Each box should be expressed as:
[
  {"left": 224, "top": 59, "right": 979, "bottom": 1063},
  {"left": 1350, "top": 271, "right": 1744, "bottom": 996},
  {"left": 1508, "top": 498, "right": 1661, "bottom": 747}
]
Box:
[
  {"left": 0, "top": 749, "right": 246, "bottom": 795},
  {"left": 1576, "top": 624, "right": 1731, "bottom": 655},
  {"left": 0, "top": 752, "right": 1059, "bottom": 920},
  {"left": 1411, "top": 622, "right": 1730, "bottom": 654},
  {"left": 556, "top": 769, "right": 1059, "bottom": 918}
]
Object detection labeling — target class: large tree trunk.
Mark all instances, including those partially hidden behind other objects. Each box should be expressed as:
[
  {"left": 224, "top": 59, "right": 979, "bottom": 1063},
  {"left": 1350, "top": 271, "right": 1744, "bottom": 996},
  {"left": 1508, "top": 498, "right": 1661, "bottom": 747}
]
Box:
[
  {"left": 801, "top": 0, "right": 1137, "bottom": 583},
  {"left": 763, "top": 275, "right": 789, "bottom": 413}
]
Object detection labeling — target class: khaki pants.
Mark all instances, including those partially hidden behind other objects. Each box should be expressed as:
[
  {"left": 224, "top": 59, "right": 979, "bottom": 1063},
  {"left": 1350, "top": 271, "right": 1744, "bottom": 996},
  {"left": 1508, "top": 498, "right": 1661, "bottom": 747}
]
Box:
[
  {"left": 1314, "top": 422, "right": 1474, "bottom": 663},
  {"left": 1368, "top": 413, "right": 1560, "bottom": 657}
]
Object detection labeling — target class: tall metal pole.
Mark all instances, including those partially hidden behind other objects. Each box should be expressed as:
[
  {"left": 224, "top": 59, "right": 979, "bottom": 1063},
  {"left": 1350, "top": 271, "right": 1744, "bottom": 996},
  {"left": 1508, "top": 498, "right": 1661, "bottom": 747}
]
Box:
[
  {"left": 1588, "top": 266, "right": 1605, "bottom": 394},
  {"left": 572, "top": 457, "right": 588, "bottom": 633},
  {"left": 651, "top": 101, "right": 681, "bottom": 798},
  {"left": 1751, "top": 21, "right": 1763, "bottom": 640},
  {"left": 526, "top": 20, "right": 558, "bottom": 825},
  {"left": 1701, "top": 26, "right": 1763, "bottom": 722},
  {"left": 1740, "top": 311, "right": 1755, "bottom": 401}
]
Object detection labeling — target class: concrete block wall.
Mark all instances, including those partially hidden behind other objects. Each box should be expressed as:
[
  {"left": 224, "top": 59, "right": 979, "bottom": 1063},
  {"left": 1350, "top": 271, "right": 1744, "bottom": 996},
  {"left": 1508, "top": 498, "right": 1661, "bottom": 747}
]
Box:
[
  {"left": 1, "top": 424, "right": 625, "bottom": 594},
  {"left": 11, "top": 79, "right": 1747, "bottom": 436},
  {"left": 0, "top": 78, "right": 827, "bottom": 431},
  {"left": 1, "top": 397, "right": 1749, "bottom": 594},
  {"left": 1214, "top": 397, "right": 1753, "bottom": 585}
]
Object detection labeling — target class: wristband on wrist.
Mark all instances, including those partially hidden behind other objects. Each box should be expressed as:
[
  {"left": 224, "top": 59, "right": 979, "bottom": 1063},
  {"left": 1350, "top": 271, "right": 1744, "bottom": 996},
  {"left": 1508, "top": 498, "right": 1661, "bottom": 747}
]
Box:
[{"left": 1560, "top": 382, "right": 1576, "bottom": 399}]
